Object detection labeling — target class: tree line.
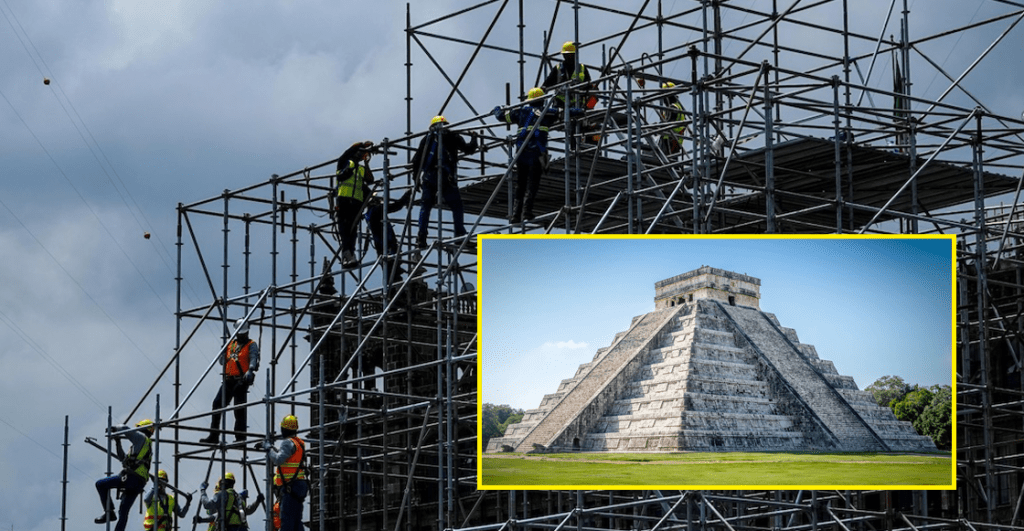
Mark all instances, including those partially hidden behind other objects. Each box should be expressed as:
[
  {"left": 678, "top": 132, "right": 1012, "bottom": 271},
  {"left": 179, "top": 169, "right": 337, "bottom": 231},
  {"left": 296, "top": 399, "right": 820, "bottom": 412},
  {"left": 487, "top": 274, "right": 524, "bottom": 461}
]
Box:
[
  {"left": 481, "top": 403, "right": 524, "bottom": 449},
  {"left": 865, "top": 375, "right": 952, "bottom": 450}
]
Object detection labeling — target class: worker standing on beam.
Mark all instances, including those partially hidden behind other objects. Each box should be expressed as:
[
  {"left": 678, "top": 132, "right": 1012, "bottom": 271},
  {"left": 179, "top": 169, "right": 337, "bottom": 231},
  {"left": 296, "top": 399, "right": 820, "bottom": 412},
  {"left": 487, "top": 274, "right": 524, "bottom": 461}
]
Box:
[
  {"left": 201, "top": 318, "right": 260, "bottom": 444},
  {"left": 333, "top": 141, "right": 376, "bottom": 268},
  {"left": 411, "top": 115, "right": 478, "bottom": 249},
  {"left": 257, "top": 415, "right": 308, "bottom": 531},
  {"left": 492, "top": 88, "right": 582, "bottom": 223},
  {"left": 541, "top": 41, "right": 592, "bottom": 110},
  {"left": 142, "top": 470, "right": 191, "bottom": 531},
  {"left": 94, "top": 419, "right": 154, "bottom": 530}
]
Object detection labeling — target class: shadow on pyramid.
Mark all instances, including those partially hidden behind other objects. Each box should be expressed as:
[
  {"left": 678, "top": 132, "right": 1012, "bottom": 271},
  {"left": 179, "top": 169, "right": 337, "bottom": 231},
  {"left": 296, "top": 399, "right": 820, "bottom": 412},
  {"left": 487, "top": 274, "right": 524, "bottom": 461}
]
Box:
[{"left": 486, "top": 266, "right": 936, "bottom": 454}]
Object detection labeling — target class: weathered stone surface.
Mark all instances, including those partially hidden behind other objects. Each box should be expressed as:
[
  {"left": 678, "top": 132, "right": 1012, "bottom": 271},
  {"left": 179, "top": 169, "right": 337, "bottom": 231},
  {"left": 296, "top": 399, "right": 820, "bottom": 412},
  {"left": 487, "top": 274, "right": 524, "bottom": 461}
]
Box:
[{"left": 485, "top": 268, "right": 936, "bottom": 453}]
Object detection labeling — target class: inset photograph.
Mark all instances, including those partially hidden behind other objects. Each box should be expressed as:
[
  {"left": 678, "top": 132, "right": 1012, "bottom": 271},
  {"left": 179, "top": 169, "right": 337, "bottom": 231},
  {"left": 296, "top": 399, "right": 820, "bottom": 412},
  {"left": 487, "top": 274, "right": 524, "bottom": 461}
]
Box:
[{"left": 478, "top": 235, "right": 954, "bottom": 490}]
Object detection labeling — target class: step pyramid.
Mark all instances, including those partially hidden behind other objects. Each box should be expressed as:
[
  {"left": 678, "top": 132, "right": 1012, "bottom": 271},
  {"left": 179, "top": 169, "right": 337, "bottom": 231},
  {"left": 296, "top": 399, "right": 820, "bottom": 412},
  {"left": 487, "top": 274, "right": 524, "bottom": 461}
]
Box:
[{"left": 486, "top": 266, "right": 936, "bottom": 453}]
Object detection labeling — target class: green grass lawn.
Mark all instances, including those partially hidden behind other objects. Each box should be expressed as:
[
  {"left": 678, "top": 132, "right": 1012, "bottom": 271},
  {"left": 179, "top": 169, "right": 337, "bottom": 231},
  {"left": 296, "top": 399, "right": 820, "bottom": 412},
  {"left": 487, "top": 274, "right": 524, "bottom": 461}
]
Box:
[{"left": 480, "top": 451, "right": 952, "bottom": 487}]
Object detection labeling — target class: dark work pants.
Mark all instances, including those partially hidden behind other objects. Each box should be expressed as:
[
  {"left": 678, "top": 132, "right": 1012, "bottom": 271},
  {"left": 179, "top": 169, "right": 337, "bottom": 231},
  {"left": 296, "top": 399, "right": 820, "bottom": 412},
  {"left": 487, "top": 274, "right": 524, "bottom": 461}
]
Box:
[
  {"left": 335, "top": 198, "right": 363, "bottom": 255},
  {"left": 280, "top": 479, "right": 309, "bottom": 531},
  {"left": 96, "top": 472, "right": 146, "bottom": 531},
  {"left": 515, "top": 152, "right": 545, "bottom": 215},
  {"left": 365, "top": 205, "right": 398, "bottom": 256},
  {"left": 417, "top": 178, "right": 466, "bottom": 242},
  {"left": 208, "top": 378, "right": 248, "bottom": 435}
]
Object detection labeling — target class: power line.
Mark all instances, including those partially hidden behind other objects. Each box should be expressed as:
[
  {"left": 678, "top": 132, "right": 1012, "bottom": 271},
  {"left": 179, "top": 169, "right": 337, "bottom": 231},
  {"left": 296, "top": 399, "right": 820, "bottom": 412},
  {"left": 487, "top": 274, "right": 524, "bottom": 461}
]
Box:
[{"left": 0, "top": 416, "right": 91, "bottom": 479}]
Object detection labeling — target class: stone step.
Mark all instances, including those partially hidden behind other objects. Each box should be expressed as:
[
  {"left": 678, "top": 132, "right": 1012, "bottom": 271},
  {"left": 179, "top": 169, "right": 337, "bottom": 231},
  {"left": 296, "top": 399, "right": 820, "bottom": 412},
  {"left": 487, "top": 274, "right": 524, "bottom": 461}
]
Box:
[
  {"left": 717, "top": 303, "right": 889, "bottom": 452},
  {"left": 513, "top": 306, "right": 683, "bottom": 452}
]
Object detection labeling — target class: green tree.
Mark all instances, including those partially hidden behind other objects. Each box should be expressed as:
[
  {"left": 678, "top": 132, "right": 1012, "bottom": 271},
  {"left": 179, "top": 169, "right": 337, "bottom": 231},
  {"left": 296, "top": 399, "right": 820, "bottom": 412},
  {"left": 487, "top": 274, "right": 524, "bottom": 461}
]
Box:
[
  {"left": 915, "top": 385, "right": 952, "bottom": 450},
  {"left": 482, "top": 403, "right": 525, "bottom": 448},
  {"left": 892, "top": 386, "right": 933, "bottom": 425},
  {"left": 865, "top": 375, "right": 912, "bottom": 408}
]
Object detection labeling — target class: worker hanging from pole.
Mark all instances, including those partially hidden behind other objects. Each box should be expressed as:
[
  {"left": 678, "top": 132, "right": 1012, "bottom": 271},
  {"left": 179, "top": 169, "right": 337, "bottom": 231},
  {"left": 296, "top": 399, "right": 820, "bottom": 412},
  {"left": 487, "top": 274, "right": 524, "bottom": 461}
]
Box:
[
  {"left": 94, "top": 419, "right": 155, "bottom": 530},
  {"left": 657, "top": 82, "right": 688, "bottom": 157}
]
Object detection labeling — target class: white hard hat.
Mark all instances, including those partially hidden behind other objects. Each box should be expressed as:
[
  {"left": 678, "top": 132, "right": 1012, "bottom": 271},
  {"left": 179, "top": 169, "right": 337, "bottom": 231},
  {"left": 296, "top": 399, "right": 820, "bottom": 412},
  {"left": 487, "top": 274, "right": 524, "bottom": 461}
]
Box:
[{"left": 235, "top": 319, "right": 249, "bottom": 334}]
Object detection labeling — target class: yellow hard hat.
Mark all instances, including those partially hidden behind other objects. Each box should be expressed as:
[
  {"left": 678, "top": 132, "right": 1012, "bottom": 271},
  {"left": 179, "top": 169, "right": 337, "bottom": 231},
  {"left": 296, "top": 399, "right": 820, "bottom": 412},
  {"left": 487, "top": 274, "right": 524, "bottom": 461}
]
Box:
[
  {"left": 281, "top": 415, "right": 299, "bottom": 431},
  {"left": 224, "top": 472, "right": 235, "bottom": 482},
  {"left": 561, "top": 41, "right": 576, "bottom": 54},
  {"left": 662, "top": 81, "right": 676, "bottom": 89},
  {"left": 430, "top": 115, "right": 447, "bottom": 126},
  {"left": 527, "top": 87, "right": 545, "bottom": 100},
  {"left": 157, "top": 470, "right": 168, "bottom": 482},
  {"left": 136, "top": 419, "right": 154, "bottom": 433}
]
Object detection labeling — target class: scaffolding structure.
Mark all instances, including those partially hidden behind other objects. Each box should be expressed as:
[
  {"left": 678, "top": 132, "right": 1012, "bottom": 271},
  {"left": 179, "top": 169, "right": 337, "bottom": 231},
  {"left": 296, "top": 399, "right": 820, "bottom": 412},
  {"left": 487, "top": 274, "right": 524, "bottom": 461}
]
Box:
[{"left": 121, "top": 1, "right": 1024, "bottom": 530}]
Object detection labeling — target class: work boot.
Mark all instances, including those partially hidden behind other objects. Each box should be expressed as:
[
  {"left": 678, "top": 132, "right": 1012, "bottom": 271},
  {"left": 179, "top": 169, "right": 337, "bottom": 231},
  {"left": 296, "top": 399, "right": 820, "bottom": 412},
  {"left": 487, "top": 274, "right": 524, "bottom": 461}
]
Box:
[
  {"left": 416, "top": 235, "right": 428, "bottom": 250},
  {"left": 199, "top": 433, "right": 219, "bottom": 445},
  {"left": 94, "top": 511, "right": 116, "bottom": 524},
  {"left": 510, "top": 201, "right": 523, "bottom": 224},
  {"left": 342, "top": 250, "right": 358, "bottom": 268},
  {"left": 523, "top": 198, "right": 534, "bottom": 221}
]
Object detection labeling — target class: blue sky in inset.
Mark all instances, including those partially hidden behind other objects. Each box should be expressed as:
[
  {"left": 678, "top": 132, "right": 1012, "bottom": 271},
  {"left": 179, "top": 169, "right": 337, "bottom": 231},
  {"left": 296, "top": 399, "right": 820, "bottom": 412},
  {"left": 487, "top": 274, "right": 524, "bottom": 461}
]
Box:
[{"left": 480, "top": 236, "right": 954, "bottom": 411}]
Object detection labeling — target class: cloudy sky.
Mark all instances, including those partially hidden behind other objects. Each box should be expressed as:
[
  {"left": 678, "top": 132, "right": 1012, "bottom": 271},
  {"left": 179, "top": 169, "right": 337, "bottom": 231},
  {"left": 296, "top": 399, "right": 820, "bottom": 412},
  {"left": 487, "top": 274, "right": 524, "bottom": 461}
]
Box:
[{"left": 1, "top": 1, "right": 1022, "bottom": 529}]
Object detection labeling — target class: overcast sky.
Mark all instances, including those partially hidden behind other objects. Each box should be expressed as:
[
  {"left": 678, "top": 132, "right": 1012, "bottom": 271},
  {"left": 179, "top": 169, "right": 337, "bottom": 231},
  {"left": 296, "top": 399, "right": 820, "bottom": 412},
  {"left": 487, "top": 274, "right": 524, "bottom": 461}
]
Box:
[{"left": 1, "top": 1, "right": 1021, "bottom": 530}]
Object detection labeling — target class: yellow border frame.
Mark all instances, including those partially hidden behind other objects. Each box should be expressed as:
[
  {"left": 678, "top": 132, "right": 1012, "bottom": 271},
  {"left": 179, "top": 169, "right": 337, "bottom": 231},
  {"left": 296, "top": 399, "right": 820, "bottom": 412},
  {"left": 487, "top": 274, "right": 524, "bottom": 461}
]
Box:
[{"left": 475, "top": 233, "right": 956, "bottom": 491}]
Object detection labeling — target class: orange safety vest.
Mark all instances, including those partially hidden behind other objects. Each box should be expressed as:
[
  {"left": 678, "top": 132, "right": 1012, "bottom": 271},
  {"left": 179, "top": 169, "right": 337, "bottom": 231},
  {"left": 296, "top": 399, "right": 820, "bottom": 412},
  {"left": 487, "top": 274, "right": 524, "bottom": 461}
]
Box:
[
  {"left": 274, "top": 437, "right": 306, "bottom": 486},
  {"left": 224, "top": 339, "right": 252, "bottom": 378}
]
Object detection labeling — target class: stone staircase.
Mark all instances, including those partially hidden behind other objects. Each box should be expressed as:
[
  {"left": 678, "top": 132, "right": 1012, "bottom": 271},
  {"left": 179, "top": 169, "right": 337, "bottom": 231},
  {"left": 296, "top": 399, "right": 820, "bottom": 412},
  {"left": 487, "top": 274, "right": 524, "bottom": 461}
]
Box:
[
  {"left": 716, "top": 302, "right": 889, "bottom": 452},
  {"left": 511, "top": 305, "right": 683, "bottom": 452}
]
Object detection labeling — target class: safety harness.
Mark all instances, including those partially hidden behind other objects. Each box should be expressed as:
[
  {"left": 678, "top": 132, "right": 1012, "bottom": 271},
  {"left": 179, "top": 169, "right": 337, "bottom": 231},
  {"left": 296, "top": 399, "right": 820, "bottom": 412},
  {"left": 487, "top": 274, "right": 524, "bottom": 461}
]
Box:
[{"left": 122, "top": 436, "right": 152, "bottom": 481}]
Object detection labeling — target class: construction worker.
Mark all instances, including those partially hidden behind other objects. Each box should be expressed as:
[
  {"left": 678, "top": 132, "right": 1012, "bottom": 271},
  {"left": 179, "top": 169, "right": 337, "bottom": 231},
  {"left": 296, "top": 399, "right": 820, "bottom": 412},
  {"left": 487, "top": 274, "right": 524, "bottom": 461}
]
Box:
[
  {"left": 658, "top": 82, "right": 687, "bottom": 156},
  {"left": 258, "top": 415, "right": 308, "bottom": 531},
  {"left": 492, "top": 88, "right": 583, "bottom": 223},
  {"left": 365, "top": 188, "right": 412, "bottom": 280},
  {"left": 541, "top": 41, "right": 592, "bottom": 110},
  {"left": 199, "top": 472, "right": 245, "bottom": 531},
  {"left": 410, "top": 115, "right": 478, "bottom": 249},
  {"left": 142, "top": 470, "right": 191, "bottom": 531},
  {"left": 334, "top": 141, "right": 376, "bottom": 268},
  {"left": 94, "top": 419, "right": 154, "bottom": 531},
  {"left": 201, "top": 318, "right": 260, "bottom": 444}
]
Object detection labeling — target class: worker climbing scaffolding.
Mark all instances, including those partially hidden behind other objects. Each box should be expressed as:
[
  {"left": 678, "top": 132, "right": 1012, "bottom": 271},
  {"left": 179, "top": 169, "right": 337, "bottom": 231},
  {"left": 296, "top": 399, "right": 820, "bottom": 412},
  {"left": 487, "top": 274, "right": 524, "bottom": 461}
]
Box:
[
  {"left": 143, "top": 470, "right": 191, "bottom": 531},
  {"left": 93, "top": 419, "right": 154, "bottom": 530}
]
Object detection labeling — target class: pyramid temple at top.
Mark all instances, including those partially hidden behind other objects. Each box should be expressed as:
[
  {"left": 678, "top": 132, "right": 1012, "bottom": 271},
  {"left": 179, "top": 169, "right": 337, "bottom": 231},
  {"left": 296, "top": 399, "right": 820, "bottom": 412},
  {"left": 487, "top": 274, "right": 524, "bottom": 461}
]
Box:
[{"left": 486, "top": 266, "right": 936, "bottom": 453}]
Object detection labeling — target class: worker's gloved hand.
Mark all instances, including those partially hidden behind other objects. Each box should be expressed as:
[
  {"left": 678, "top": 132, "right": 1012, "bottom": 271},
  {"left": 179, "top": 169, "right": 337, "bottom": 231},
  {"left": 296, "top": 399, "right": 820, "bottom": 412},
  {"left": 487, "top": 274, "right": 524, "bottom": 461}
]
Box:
[
  {"left": 491, "top": 106, "right": 504, "bottom": 120},
  {"left": 254, "top": 441, "right": 265, "bottom": 451},
  {"left": 244, "top": 371, "right": 255, "bottom": 386},
  {"left": 255, "top": 493, "right": 265, "bottom": 505},
  {"left": 200, "top": 481, "right": 208, "bottom": 492}
]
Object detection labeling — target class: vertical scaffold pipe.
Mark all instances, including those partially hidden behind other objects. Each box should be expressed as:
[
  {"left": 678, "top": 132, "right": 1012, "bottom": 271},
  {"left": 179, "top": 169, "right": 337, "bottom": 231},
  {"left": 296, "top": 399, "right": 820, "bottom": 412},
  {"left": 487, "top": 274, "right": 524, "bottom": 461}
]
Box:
[
  {"left": 689, "top": 47, "right": 701, "bottom": 233},
  {"left": 832, "top": 76, "right": 843, "bottom": 234},
  {"left": 174, "top": 204, "right": 184, "bottom": 502},
  {"left": 61, "top": 415, "right": 68, "bottom": 531},
  {"left": 626, "top": 67, "right": 635, "bottom": 234},
  {"left": 221, "top": 190, "right": 231, "bottom": 442},
  {"left": 105, "top": 406, "right": 112, "bottom": 531},
  {"left": 271, "top": 175, "right": 280, "bottom": 416},
  {"left": 972, "top": 110, "right": 994, "bottom": 523},
  {"left": 763, "top": 64, "right": 775, "bottom": 234},
  {"left": 290, "top": 200, "right": 299, "bottom": 400}
]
